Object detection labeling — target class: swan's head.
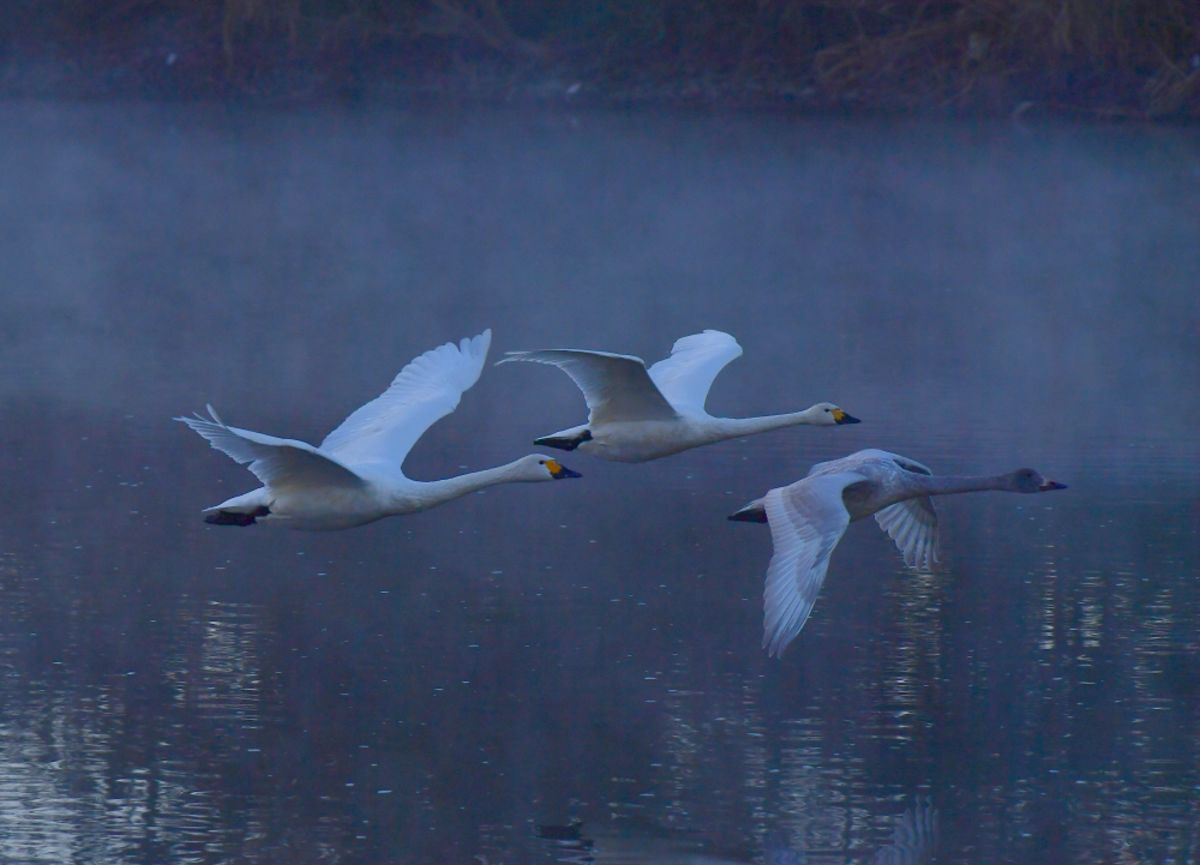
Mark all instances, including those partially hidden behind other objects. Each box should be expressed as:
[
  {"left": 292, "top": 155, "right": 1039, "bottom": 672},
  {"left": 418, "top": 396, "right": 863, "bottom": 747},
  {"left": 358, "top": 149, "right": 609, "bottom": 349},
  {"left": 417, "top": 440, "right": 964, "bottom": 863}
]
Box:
[
  {"left": 809, "top": 402, "right": 861, "bottom": 426},
  {"left": 517, "top": 454, "right": 582, "bottom": 481},
  {"left": 1007, "top": 468, "right": 1068, "bottom": 493}
]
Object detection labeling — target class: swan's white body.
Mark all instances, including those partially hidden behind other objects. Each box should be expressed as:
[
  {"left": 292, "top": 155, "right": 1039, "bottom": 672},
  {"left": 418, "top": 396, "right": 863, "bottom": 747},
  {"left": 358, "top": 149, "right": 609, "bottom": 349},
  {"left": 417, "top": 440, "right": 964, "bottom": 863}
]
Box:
[
  {"left": 177, "top": 330, "right": 579, "bottom": 531},
  {"left": 731, "top": 448, "right": 1067, "bottom": 657},
  {"left": 499, "top": 330, "right": 859, "bottom": 463}
]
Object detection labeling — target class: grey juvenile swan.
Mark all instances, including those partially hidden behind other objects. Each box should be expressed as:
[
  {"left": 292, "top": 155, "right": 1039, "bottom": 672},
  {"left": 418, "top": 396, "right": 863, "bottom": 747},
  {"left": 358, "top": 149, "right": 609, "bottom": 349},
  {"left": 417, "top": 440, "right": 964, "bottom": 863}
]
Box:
[
  {"left": 498, "top": 330, "right": 860, "bottom": 463},
  {"left": 177, "top": 330, "right": 580, "bottom": 530},
  {"left": 730, "top": 448, "right": 1067, "bottom": 657}
]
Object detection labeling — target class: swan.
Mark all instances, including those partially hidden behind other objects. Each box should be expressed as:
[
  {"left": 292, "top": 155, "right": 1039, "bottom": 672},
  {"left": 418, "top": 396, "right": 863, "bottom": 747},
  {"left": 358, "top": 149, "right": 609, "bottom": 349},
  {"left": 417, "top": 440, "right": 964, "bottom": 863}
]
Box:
[
  {"left": 498, "top": 330, "right": 860, "bottom": 462},
  {"left": 177, "top": 330, "right": 581, "bottom": 530},
  {"left": 729, "top": 448, "right": 1067, "bottom": 657}
]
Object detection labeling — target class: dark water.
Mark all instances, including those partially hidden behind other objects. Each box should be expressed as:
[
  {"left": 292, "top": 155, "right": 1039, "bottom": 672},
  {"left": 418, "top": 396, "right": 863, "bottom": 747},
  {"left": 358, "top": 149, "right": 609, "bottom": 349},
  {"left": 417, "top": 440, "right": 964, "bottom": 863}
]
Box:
[{"left": 0, "top": 105, "right": 1197, "bottom": 864}]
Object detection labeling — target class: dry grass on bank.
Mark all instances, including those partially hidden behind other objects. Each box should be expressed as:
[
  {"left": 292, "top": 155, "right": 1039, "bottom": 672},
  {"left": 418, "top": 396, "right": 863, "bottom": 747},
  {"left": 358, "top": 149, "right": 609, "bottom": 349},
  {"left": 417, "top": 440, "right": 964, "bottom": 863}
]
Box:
[{"left": 19, "top": 0, "right": 1200, "bottom": 116}]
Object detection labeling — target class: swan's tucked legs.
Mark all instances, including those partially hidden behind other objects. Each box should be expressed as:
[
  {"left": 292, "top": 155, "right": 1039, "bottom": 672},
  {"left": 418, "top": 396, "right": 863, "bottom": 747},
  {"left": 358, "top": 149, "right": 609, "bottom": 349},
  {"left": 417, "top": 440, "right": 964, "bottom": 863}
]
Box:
[
  {"left": 205, "top": 505, "right": 270, "bottom": 527},
  {"left": 533, "top": 430, "right": 592, "bottom": 451},
  {"left": 728, "top": 499, "right": 768, "bottom": 523}
]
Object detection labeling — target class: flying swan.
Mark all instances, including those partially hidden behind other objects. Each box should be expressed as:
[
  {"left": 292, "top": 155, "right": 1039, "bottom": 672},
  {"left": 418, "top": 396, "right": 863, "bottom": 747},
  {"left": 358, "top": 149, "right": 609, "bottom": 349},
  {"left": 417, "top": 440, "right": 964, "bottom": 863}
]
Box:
[
  {"left": 177, "top": 330, "right": 580, "bottom": 530},
  {"left": 498, "top": 330, "right": 860, "bottom": 462},
  {"left": 729, "top": 448, "right": 1067, "bottom": 657}
]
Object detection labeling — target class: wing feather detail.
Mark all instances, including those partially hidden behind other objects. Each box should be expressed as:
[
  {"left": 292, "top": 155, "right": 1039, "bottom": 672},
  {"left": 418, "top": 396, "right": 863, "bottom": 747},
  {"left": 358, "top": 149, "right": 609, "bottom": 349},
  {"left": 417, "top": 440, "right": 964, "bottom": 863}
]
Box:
[
  {"left": 646, "top": 330, "right": 742, "bottom": 414},
  {"left": 760, "top": 472, "right": 863, "bottom": 657},
  {"left": 874, "top": 498, "right": 939, "bottom": 570},
  {"left": 177, "top": 406, "right": 363, "bottom": 490},
  {"left": 499, "top": 348, "right": 677, "bottom": 424},
  {"left": 320, "top": 330, "right": 491, "bottom": 470}
]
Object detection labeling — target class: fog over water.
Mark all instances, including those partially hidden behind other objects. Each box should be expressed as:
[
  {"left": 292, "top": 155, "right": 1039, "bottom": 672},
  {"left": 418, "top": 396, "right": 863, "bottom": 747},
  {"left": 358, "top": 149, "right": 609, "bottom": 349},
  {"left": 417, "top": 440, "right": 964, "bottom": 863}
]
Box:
[{"left": 0, "top": 104, "right": 1197, "bottom": 864}]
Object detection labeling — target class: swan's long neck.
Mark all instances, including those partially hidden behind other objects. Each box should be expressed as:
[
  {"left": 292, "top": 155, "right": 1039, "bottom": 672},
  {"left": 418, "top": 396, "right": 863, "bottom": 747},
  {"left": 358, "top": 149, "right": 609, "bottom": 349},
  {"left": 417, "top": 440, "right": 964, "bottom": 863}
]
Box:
[
  {"left": 708, "top": 409, "right": 823, "bottom": 441},
  {"left": 911, "top": 473, "right": 1015, "bottom": 497},
  {"left": 402, "top": 461, "right": 532, "bottom": 510}
]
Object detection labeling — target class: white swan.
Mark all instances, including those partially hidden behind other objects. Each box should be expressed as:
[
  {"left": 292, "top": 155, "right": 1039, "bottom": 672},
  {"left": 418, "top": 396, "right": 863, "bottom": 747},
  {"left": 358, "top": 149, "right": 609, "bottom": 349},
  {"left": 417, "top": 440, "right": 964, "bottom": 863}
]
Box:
[
  {"left": 177, "top": 330, "right": 580, "bottom": 530},
  {"left": 729, "top": 448, "right": 1067, "bottom": 657},
  {"left": 498, "top": 330, "right": 860, "bottom": 462}
]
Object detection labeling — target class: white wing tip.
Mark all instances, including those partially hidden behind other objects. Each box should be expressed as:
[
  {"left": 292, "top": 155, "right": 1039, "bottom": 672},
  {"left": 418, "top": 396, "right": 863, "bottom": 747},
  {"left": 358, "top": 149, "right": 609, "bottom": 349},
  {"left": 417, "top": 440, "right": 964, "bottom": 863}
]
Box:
[
  {"left": 495, "top": 350, "right": 530, "bottom": 366},
  {"left": 763, "top": 634, "right": 789, "bottom": 659},
  {"left": 451, "top": 330, "right": 492, "bottom": 368},
  {"left": 464, "top": 329, "right": 492, "bottom": 353},
  {"left": 175, "top": 409, "right": 218, "bottom": 428}
]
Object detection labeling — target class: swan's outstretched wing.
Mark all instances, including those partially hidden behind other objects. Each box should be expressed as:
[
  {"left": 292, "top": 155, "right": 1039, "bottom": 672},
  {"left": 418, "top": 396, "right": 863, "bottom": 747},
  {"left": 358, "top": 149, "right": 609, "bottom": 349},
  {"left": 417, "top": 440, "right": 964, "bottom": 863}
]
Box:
[
  {"left": 499, "top": 348, "right": 678, "bottom": 425},
  {"left": 646, "top": 330, "right": 743, "bottom": 414},
  {"left": 178, "top": 406, "right": 363, "bottom": 490},
  {"left": 761, "top": 472, "right": 865, "bottom": 657},
  {"left": 320, "top": 330, "right": 491, "bottom": 469},
  {"left": 874, "top": 498, "right": 939, "bottom": 571}
]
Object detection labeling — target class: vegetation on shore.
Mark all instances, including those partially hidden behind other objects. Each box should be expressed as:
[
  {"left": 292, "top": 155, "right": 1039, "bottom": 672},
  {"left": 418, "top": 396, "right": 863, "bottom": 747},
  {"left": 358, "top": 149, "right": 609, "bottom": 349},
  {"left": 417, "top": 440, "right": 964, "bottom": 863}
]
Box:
[{"left": 4, "top": 0, "right": 1198, "bottom": 117}]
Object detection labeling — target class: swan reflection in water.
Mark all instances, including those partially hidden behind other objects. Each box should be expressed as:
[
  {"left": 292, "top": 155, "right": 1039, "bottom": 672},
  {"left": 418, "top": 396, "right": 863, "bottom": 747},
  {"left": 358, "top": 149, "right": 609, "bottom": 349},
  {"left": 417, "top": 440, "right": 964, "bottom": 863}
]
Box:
[{"left": 535, "top": 797, "right": 938, "bottom": 865}]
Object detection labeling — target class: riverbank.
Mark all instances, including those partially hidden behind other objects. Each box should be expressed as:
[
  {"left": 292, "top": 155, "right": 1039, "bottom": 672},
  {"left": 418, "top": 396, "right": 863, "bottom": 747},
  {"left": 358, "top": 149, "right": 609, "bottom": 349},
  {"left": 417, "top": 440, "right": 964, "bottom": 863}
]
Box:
[{"left": 3, "top": 1, "right": 1197, "bottom": 119}]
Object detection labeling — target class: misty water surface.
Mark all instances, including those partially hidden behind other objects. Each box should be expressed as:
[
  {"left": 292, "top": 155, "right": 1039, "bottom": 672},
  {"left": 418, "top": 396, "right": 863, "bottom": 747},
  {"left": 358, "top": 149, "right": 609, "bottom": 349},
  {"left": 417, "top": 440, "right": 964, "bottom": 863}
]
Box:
[{"left": 0, "top": 104, "right": 1197, "bottom": 864}]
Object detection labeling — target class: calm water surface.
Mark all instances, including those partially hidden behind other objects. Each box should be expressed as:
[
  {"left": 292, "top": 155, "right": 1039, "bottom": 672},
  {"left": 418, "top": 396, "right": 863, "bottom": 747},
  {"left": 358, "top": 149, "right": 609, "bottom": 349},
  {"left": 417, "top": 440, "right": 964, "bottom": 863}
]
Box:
[{"left": 0, "top": 105, "right": 1197, "bottom": 864}]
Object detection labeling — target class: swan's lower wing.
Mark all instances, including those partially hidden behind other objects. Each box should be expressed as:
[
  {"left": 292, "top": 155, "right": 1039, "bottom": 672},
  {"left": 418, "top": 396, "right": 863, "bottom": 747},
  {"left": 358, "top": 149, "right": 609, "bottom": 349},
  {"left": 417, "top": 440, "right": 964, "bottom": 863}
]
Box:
[
  {"left": 179, "top": 409, "right": 363, "bottom": 490},
  {"left": 874, "top": 498, "right": 939, "bottom": 571},
  {"left": 319, "top": 330, "right": 491, "bottom": 469},
  {"left": 645, "top": 330, "right": 742, "bottom": 414},
  {"left": 499, "top": 349, "right": 678, "bottom": 425},
  {"left": 761, "top": 473, "right": 863, "bottom": 657}
]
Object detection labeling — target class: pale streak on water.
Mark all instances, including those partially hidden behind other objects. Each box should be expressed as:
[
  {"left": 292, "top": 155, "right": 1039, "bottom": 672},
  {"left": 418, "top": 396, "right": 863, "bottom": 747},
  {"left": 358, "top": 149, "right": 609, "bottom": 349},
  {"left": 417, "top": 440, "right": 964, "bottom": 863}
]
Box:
[{"left": 0, "top": 105, "right": 1198, "bottom": 864}]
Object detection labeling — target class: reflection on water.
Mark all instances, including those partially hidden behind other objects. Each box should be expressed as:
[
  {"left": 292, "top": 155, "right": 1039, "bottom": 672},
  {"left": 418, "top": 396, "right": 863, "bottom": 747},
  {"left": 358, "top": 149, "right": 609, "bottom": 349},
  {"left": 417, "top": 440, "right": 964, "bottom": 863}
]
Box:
[
  {"left": 0, "top": 105, "right": 1197, "bottom": 864},
  {"left": 534, "top": 796, "right": 938, "bottom": 864},
  {"left": 0, "top": 579, "right": 282, "bottom": 864}
]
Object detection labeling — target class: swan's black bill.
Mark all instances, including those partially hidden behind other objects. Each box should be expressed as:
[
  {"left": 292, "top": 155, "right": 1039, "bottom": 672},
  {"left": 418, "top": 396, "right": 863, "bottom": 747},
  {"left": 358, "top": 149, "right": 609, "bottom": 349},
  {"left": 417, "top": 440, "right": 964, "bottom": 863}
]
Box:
[
  {"left": 834, "top": 410, "right": 861, "bottom": 425},
  {"left": 1039, "top": 480, "right": 1068, "bottom": 491},
  {"left": 547, "top": 460, "right": 582, "bottom": 479},
  {"left": 534, "top": 429, "right": 592, "bottom": 451}
]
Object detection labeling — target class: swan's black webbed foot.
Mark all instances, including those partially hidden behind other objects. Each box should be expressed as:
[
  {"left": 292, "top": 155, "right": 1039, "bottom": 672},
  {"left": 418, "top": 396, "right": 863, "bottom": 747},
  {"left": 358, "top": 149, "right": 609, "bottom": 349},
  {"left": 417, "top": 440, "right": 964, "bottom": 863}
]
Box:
[
  {"left": 205, "top": 506, "right": 270, "bottom": 526},
  {"left": 728, "top": 504, "right": 768, "bottom": 523},
  {"left": 534, "top": 430, "right": 592, "bottom": 451}
]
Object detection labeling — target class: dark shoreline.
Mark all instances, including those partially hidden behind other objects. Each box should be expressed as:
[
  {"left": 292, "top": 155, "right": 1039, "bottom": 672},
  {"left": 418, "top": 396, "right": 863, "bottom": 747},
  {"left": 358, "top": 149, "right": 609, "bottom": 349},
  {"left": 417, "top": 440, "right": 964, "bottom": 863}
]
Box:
[{"left": 2, "top": 2, "right": 1198, "bottom": 120}]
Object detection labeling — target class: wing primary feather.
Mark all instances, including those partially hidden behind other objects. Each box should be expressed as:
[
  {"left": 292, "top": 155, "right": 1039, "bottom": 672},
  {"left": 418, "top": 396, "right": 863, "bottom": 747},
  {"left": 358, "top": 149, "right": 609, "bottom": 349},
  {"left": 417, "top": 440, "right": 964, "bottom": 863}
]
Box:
[
  {"left": 177, "top": 408, "right": 364, "bottom": 490},
  {"left": 646, "top": 330, "right": 743, "bottom": 414},
  {"left": 318, "top": 329, "right": 492, "bottom": 470},
  {"left": 874, "top": 498, "right": 939, "bottom": 573},
  {"left": 497, "top": 347, "right": 677, "bottom": 423},
  {"left": 759, "top": 474, "right": 860, "bottom": 657}
]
